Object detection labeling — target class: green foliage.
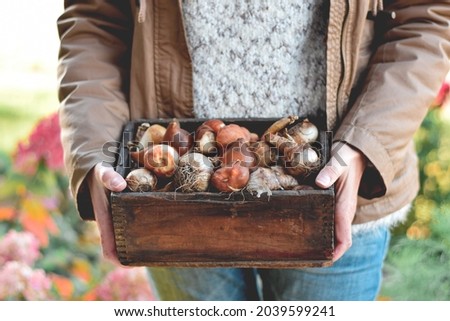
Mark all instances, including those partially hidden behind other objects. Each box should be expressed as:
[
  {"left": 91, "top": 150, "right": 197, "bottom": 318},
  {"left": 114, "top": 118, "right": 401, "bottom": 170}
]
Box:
[
  {"left": 380, "top": 108, "right": 450, "bottom": 300},
  {"left": 381, "top": 208, "right": 450, "bottom": 300}
]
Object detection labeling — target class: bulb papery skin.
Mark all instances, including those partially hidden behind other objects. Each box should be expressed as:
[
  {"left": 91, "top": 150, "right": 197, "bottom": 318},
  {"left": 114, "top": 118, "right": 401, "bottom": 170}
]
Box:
[
  {"left": 250, "top": 141, "right": 277, "bottom": 168},
  {"left": 163, "top": 119, "right": 193, "bottom": 156},
  {"left": 221, "top": 139, "right": 256, "bottom": 169},
  {"left": 216, "top": 124, "right": 251, "bottom": 151},
  {"left": 211, "top": 162, "right": 250, "bottom": 192},
  {"left": 126, "top": 168, "right": 158, "bottom": 192},
  {"left": 288, "top": 118, "right": 319, "bottom": 145},
  {"left": 284, "top": 146, "right": 320, "bottom": 177},
  {"left": 143, "top": 144, "right": 179, "bottom": 177},
  {"left": 139, "top": 124, "right": 167, "bottom": 148},
  {"left": 202, "top": 119, "right": 225, "bottom": 134},
  {"left": 195, "top": 125, "right": 217, "bottom": 155}
]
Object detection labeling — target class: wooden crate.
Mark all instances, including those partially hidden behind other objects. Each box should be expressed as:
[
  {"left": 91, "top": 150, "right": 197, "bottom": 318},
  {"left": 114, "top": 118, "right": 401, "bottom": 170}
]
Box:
[{"left": 111, "top": 118, "right": 334, "bottom": 268}]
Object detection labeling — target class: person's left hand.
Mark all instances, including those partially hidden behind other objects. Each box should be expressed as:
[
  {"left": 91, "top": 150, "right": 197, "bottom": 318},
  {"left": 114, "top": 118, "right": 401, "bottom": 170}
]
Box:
[{"left": 315, "top": 142, "right": 367, "bottom": 262}]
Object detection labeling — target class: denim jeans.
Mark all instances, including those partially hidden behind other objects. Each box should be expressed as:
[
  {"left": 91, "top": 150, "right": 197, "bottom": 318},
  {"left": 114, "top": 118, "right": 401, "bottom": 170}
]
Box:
[{"left": 147, "top": 227, "right": 390, "bottom": 301}]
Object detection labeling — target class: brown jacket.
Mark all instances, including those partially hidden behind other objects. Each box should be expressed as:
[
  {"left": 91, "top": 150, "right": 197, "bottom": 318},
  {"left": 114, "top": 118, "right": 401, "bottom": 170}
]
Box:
[{"left": 58, "top": 0, "right": 450, "bottom": 224}]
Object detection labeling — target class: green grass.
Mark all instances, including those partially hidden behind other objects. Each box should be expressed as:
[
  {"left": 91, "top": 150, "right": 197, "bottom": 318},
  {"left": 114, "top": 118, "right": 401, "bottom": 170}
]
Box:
[{"left": 0, "top": 89, "right": 58, "bottom": 152}]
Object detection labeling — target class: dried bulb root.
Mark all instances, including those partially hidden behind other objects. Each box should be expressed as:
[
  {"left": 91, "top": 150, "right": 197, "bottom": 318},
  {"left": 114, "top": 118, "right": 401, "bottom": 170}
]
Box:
[{"left": 174, "top": 152, "right": 214, "bottom": 192}]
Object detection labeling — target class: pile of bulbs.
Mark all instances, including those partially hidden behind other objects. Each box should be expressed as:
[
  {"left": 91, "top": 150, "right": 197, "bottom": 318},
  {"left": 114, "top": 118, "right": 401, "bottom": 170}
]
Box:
[{"left": 125, "top": 116, "right": 321, "bottom": 197}]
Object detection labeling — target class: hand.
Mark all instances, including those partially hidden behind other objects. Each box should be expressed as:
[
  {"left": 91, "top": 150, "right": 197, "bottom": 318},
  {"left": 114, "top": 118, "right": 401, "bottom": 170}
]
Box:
[
  {"left": 315, "top": 142, "right": 366, "bottom": 262},
  {"left": 87, "top": 162, "right": 127, "bottom": 265}
]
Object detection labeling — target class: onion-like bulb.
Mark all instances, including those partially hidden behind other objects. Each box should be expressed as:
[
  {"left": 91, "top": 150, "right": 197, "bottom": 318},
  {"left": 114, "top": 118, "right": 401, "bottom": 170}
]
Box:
[
  {"left": 246, "top": 167, "right": 298, "bottom": 197},
  {"left": 195, "top": 124, "right": 217, "bottom": 155},
  {"left": 216, "top": 124, "right": 251, "bottom": 151},
  {"left": 287, "top": 118, "right": 319, "bottom": 145},
  {"left": 126, "top": 168, "right": 157, "bottom": 192},
  {"left": 163, "top": 119, "right": 193, "bottom": 156},
  {"left": 284, "top": 145, "right": 320, "bottom": 177},
  {"left": 211, "top": 162, "right": 250, "bottom": 192},
  {"left": 174, "top": 152, "right": 214, "bottom": 192},
  {"left": 143, "top": 144, "right": 179, "bottom": 177},
  {"left": 202, "top": 119, "right": 225, "bottom": 134},
  {"left": 139, "top": 124, "right": 167, "bottom": 148},
  {"left": 221, "top": 139, "right": 256, "bottom": 168}
]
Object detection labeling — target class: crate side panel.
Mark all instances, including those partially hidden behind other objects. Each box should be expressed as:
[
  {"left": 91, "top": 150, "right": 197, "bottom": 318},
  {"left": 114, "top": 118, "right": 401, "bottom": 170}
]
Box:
[{"left": 112, "top": 193, "right": 333, "bottom": 265}]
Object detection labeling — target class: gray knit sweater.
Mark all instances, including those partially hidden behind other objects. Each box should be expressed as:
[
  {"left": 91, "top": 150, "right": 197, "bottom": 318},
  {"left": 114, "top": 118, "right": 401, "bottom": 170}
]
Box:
[{"left": 181, "top": 0, "right": 327, "bottom": 120}]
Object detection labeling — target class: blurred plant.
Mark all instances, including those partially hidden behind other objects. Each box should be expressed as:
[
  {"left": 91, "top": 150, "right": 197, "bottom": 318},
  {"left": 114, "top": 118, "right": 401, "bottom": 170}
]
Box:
[
  {"left": 381, "top": 207, "right": 450, "bottom": 300},
  {"left": 0, "top": 230, "right": 52, "bottom": 300},
  {"left": 0, "top": 261, "right": 52, "bottom": 300},
  {"left": 13, "top": 112, "right": 64, "bottom": 175},
  {"left": 0, "top": 112, "right": 154, "bottom": 301},
  {"left": 431, "top": 80, "right": 450, "bottom": 109},
  {"left": 381, "top": 75, "right": 450, "bottom": 300},
  {"left": 96, "top": 267, "right": 155, "bottom": 301},
  {"left": 0, "top": 230, "right": 41, "bottom": 265}
]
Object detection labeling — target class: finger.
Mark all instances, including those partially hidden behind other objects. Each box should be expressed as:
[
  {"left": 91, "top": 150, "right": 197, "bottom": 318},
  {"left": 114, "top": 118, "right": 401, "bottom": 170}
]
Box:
[
  {"left": 332, "top": 176, "right": 358, "bottom": 262},
  {"left": 89, "top": 176, "right": 122, "bottom": 265},
  {"left": 333, "top": 238, "right": 351, "bottom": 262},
  {"left": 315, "top": 157, "right": 346, "bottom": 188},
  {"left": 332, "top": 202, "right": 354, "bottom": 261},
  {"left": 88, "top": 164, "right": 124, "bottom": 265},
  {"left": 95, "top": 163, "right": 127, "bottom": 192}
]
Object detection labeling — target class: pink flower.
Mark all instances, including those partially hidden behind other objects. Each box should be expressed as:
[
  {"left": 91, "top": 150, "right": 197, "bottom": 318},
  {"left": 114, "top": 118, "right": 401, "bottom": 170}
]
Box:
[
  {"left": 23, "top": 268, "right": 53, "bottom": 301},
  {"left": 0, "top": 230, "right": 41, "bottom": 265},
  {"left": 433, "top": 82, "right": 450, "bottom": 108},
  {"left": 14, "top": 112, "right": 64, "bottom": 175},
  {"left": 0, "top": 261, "right": 52, "bottom": 300},
  {"left": 96, "top": 267, "right": 155, "bottom": 301}
]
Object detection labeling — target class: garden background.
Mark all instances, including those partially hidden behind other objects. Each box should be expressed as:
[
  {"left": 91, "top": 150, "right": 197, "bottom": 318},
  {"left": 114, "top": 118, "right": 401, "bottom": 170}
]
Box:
[{"left": 1, "top": 2, "right": 449, "bottom": 300}]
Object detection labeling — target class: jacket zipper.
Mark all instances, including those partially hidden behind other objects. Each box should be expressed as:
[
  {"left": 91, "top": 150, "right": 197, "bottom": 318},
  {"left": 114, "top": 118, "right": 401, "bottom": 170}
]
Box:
[{"left": 336, "top": 0, "right": 395, "bottom": 125}]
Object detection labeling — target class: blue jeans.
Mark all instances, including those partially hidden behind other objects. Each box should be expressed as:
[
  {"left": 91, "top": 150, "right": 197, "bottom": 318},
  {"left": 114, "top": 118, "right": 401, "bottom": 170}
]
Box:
[{"left": 147, "top": 227, "right": 390, "bottom": 301}]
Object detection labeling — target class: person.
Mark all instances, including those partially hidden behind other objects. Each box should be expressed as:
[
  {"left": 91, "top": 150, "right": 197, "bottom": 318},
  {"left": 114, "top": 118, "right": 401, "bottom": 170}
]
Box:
[{"left": 57, "top": 0, "right": 450, "bottom": 300}]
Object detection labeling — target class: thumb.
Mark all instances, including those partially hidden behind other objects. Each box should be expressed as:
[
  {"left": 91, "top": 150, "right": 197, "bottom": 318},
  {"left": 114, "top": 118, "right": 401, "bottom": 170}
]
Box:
[
  {"left": 95, "top": 163, "right": 127, "bottom": 192},
  {"left": 315, "top": 157, "right": 346, "bottom": 188}
]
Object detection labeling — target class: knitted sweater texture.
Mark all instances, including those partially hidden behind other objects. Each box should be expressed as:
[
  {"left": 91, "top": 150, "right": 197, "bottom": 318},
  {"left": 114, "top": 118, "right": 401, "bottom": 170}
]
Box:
[{"left": 181, "top": 0, "right": 327, "bottom": 120}]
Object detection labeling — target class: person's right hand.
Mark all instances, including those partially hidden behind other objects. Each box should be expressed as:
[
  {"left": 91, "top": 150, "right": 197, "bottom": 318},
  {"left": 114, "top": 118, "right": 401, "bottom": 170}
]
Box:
[{"left": 87, "top": 162, "right": 127, "bottom": 265}]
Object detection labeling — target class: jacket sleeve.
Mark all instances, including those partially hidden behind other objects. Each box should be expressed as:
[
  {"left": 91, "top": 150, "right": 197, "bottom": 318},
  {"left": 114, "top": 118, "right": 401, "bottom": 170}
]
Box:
[
  {"left": 57, "top": 0, "right": 133, "bottom": 220},
  {"left": 334, "top": 0, "right": 450, "bottom": 198}
]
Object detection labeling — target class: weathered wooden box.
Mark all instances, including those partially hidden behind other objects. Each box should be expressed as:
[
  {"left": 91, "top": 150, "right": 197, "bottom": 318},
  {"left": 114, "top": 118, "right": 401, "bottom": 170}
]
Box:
[{"left": 111, "top": 118, "right": 334, "bottom": 268}]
